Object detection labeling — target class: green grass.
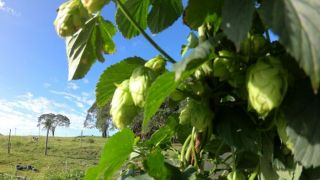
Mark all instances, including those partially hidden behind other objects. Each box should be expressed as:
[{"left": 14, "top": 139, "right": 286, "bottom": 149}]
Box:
[{"left": 0, "top": 135, "right": 106, "bottom": 179}]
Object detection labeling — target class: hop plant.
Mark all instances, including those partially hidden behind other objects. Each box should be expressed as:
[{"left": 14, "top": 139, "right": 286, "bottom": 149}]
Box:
[
  {"left": 129, "top": 66, "right": 156, "bottom": 108},
  {"left": 213, "top": 50, "right": 238, "bottom": 80},
  {"left": 227, "top": 171, "right": 246, "bottom": 180},
  {"left": 54, "top": 0, "right": 89, "bottom": 37},
  {"left": 247, "top": 56, "right": 288, "bottom": 118},
  {"left": 144, "top": 55, "right": 166, "bottom": 75},
  {"left": 194, "top": 60, "right": 213, "bottom": 79},
  {"left": 179, "top": 98, "right": 214, "bottom": 131},
  {"left": 81, "top": 0, "right": 110, "bottom": 13},
  {"left": 110, "top": 80, "right": 138, "bottom": 129},
  {"left": 241, "top": 34, "right": 268, "bottom": 56}
]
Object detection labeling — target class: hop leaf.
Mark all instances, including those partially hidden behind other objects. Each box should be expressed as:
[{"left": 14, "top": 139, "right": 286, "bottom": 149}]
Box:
[
  {"left": 129, "top": 66, "right": 156, "bottom": 108},
  {"left": 81, "top": 0, "right": 110, "bottom": 13},
  {"left": 110, "top": 80, "right": 138, "bottom": 129},
  {"left": 247, "top": 56, "right": 288, "bottom": 118},
  {"left": 54, "top": 0, "right": 89, "bottom": 37},
  {"left": 179, "top": 98, "right": 214, "bottom": 131},
  {"left": 144, "top": 55, "right": 166, "bottom": 75}
]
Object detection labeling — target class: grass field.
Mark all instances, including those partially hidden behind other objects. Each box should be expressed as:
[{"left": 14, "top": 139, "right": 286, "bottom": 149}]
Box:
[{"left": 0, "top": 135, "right": 106, "bottom": 179}]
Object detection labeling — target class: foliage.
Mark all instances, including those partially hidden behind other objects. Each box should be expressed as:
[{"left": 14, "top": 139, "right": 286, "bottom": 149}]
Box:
[
  {"left": 38, "top": 113, "right": 70, "bottom": 137},
  {"left": 54, "top": 0, "right": 320, "bottom": 179},
  {"left": 84, "top": 102, "right": 114, "bottom": 137}
]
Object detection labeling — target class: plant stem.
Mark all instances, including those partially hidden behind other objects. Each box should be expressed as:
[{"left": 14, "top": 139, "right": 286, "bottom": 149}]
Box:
[
  {"left": 231, "top": 147, "right": 236, "bottom": 171},
  {"left": 115, "top": 0, "right": 176, "bottom": 64}
]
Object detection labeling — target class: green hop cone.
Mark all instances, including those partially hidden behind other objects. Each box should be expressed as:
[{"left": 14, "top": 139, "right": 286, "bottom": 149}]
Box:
[
  {"left": 194, "top": 60, "right": 213, "bottom": 79},
  {"left": 227, "top": 171, "right": 246, "bottom": 180},
  {"left": 144, "top": 55, "right": 166, "bottom": 75},
  {"left": 110, "top": 80, "right": 138, "bottom": 129},
  {"left": 241, "top": 34, "right": 267, "bottom": 56},
  {"left": 81, "top": 0, "right": 110, "bottom": 13},
  {"left": 247, "top": 56, "right": 288, "bottom": 118},
  {"left": 54, "top": 0, "right": 89, "bottom": 37},
  {"left": 170, "top": 82, "right": 187, "bottom": 102},
  {"left": 179, "top": 98, "right": 214, "bottom": 131},
  {"left": 213, "top": 50, "right": 237, "bottom": 80},
  {"left": 129, "top": 66, "right": 156, "bottom": 108}
]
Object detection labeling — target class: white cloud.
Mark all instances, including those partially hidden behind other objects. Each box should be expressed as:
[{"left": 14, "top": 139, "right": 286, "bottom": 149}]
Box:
[
  {"left": 50, "top": 90, "right": 94, "bottom": 106},
  {"left": 0, "top": 92, "right": 92, "bottom": 136},
  {"left": 67, "top": 82, "right": 79, "bottom": 90},
  {"left": 0, "top": 1, "right": 5, "bottom": 8},
  {"left": 0, "top": 0, "right": 19, "bottom": 16},
  {"left": 76, "top": 102, "right": 84, "bottom": 109}
]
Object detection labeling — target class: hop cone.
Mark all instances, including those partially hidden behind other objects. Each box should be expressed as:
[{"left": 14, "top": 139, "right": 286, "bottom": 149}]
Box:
[
  {"left": 194, "top": 60, "right": 213, "bottom": 79},
  {"left": 144, "top": 55, "right": 166, "bottom": 75},
  {"left": 110, "top": 80, "right": 138, "bottom": 129},
  {"left": 54, "top": 0, "right": 89, "bottom": 37},
  {"left": 247, "top": 56, "right": 288, "bottom": 118},
  {"left": 213, "top": 50, "right": 237, "bottom": 80},
  {"left": 129, "top": 66, "right": 156, "bottom": 108},
  {"left": 81, "top": 0, "right": 110, "bottom": 13},
  {"left": 179, "top": 98, "right": 214, "bottom": 131}
]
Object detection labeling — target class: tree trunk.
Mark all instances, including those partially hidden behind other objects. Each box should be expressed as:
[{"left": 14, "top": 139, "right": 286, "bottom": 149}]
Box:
[
  {"left": 51, "top": 127, "right": 55, "bottom": 137},
  {"left": 45, "top": 128, "right": 49, "bottom": 155},
  {"left": 102, "top": 127, "right": 107, "bottom": 138}
]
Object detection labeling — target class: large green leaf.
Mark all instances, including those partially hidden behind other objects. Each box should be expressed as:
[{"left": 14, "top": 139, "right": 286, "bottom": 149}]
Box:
[
  {"left": 66, "top": 17, "right": 97, "bottom": 80},
  {"left": 283, "top": 78, "right": 320, "bottom": 168},
  {"left": 221, "top": 0, "right": 255, "bottom": 48},
  {"left": 183, "top": 0, "right": 223, "bottom": 30},
  {"left": 116, "top": 0, "right": 149, "bottom": 39},
  {"left": 66, "top": 16, "right": 117, "bottom": 80},
  {"left": 98, "top": 17, "right": 117, "bottom": 55},
  {"left": 147, "top": 0, "right": 183, "bottom": 34},
  {"left": 144, "top": 149, "right": 168, "bottom": 180},
  {"left": 85, "top": 128, "right": 135, "bottom": 179},
  {"left": 216, "top": 107, "right": 261, "bottom": 153},
  {"left": 143, "top": 72, "right": 177, "bottom": 131},
  {"left": 259, "top": 0, "right": 320, "bottom": 91},
  {"left": 96, "top": 57, "right": 145, "bottom": 107}
]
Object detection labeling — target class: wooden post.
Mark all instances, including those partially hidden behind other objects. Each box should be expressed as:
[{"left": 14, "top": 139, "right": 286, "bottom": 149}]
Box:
[
  {"left": 80, "top": 130, "right": 83, "bottom": 148},
  {"left": 45, "top": 128, "right": 49, "bottom": 155},
  {"left": 8, "top": 129, "right": 11, "bottom": 154}
]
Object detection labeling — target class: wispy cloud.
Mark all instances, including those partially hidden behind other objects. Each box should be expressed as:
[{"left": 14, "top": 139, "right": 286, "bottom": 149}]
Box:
[
  {"left": 0, "top": 0, "right": 19, "bottom": 16},
  {"left": 50, "top": 90, "right": 94, "bottom": 107},
  {"left": 0, "top": 92, "right": 89, "bottom": 136},
  {"left": 67, "top": 82, "right": 79, "bottom": 90}
]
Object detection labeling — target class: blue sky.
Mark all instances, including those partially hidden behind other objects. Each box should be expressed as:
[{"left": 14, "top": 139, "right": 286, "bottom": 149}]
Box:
[{"left": 0, "top": 0, "right": 190, "bottom": 136}]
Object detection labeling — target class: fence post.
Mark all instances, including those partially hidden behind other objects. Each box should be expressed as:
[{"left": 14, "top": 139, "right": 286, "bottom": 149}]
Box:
[{"left": 8, "top": 129, "right": 11, "bottom": 154}]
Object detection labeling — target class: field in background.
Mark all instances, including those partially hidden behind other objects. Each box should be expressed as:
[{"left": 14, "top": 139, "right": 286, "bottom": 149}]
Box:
[{"left": 0, "top": 135, "right": 106, "bottom": 179}]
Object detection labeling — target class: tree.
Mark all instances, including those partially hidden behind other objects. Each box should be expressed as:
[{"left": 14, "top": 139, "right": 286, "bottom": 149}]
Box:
[
  {"left": 84, "top": 102, "right": 114, "bottom": 138},
  {"left": 54, "top": 0, "right": 320, "bottom": 179},
  {"left": 38, "top": 113, "right": 70, "bottom": 155}
]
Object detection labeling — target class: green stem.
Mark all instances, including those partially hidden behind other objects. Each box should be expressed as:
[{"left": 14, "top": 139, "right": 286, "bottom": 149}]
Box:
[
  {"left": 231, "top": 147, "right": 236, "bottom": 171},
  {"left": 115, "top": 0, "right": 176, "bottom": 63}
]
